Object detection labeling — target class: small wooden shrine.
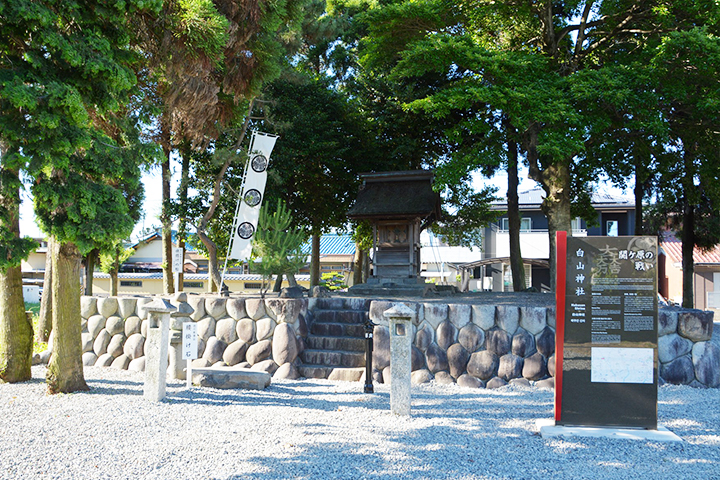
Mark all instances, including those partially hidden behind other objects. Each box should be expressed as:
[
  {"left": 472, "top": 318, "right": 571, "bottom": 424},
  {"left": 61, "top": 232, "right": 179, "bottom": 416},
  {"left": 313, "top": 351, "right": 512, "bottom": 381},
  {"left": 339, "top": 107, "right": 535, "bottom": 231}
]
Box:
[{"left": 347, "top": 170, "right": 441, "bottom": 295}]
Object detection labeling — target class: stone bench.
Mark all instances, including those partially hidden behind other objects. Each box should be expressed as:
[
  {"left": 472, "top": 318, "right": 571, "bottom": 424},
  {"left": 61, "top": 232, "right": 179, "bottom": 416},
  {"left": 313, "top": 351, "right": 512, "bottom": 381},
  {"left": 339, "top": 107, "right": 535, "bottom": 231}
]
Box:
[{"left": 190, "top": 367, "right": 271, "bottom": 390}]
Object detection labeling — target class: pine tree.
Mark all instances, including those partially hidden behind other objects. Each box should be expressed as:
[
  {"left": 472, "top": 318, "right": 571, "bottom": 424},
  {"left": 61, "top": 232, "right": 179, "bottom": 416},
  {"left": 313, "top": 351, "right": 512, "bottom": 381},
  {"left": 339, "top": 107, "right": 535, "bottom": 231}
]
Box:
[{"left": 251, "top": 200, "right": 308, "bottom": 295}]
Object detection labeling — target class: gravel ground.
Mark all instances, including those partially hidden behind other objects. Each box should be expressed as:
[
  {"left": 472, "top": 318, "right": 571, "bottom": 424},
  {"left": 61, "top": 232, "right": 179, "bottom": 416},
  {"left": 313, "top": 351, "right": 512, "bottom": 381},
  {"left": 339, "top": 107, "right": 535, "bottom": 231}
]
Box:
[{"left": 1, "top": 366, "right": 718, "bottom": 480}]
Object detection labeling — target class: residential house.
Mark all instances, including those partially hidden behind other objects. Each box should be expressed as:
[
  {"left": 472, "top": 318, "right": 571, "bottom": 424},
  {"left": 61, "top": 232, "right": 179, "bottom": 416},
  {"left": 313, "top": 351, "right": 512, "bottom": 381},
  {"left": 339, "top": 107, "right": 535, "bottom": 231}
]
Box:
[
  {"left": 658, "top": 230, "right": 720, "bottom": 311},
  {"left": 298, "top": 233, "right": 357, "bottom": 280},
  {"left": 419, "top": 230, "right": 483, "bottom": 285},
  {"left": 475, "top": 187, "right": 636, "bottom": 292}
]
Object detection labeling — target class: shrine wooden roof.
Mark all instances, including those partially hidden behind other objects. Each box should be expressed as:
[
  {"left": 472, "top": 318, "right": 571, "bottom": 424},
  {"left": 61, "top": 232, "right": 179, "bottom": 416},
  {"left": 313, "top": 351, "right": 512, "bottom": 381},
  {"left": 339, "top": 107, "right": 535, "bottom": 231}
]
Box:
[{"left": 347, "top": 170, "right": 441, "bottom": 220}]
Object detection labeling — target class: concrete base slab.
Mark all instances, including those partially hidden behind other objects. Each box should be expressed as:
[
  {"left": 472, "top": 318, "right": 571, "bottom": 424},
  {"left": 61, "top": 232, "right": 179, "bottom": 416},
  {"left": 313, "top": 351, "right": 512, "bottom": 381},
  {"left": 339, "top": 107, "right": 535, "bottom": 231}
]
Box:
[
  {"left": 327, "top": 367, "right": 364, "bottom": 382},
  {"left": 536, "top": 419, "right": 682, "bottom": 442},
  {"left": 190, "top": 367, "right": 271, "bottom": 390}
]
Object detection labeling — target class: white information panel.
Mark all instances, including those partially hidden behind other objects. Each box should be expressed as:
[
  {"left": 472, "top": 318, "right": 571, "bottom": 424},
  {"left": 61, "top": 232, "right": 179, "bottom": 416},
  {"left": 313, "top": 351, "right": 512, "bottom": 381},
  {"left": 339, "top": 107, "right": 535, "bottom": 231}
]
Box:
[
  {"left": 590, "top": 347, "right": 654, "bottom": 384},
  {"left": 182, "top": 322, "right": 198, "bottom": 360},
  {"left": 172, "top": 247, "right": 184, "bottom": 273}
]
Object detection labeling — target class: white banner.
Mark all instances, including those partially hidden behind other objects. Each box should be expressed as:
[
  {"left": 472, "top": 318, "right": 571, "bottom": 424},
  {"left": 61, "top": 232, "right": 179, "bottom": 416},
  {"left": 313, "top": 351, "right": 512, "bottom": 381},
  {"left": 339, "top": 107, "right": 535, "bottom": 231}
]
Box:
[{"left": 229, "top": 132, "right": 278, "bottom": 260}]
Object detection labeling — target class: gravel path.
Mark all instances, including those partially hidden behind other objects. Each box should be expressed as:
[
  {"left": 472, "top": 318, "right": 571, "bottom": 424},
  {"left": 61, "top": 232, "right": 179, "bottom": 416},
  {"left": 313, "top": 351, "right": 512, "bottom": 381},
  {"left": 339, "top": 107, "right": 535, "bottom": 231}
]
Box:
[{"left": 1, "top": 366, "right": 718, "bottom": 480}]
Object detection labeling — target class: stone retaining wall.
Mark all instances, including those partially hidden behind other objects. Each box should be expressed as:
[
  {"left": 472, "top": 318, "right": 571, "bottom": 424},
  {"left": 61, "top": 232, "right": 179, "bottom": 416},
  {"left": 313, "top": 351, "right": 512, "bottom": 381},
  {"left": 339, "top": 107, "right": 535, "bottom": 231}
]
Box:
[
  {"left": 368, "top": 301, "right": 558, "bottom": 389},
  {"left": 366, "top": 301, "right": 719, "bottom": 389},
  {"left": 37, "top": 293, "right": 311, "bottom": 381},
  {"left": 37, "top": 294, "right": 719, "bottom": 389}
]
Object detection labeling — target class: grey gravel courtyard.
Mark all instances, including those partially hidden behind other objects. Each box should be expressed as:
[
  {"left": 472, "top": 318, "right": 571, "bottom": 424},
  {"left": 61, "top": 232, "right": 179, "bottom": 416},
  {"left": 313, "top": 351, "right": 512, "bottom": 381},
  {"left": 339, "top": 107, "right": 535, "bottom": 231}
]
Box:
[{"left": 0, "top": 366, "right": 718, "bottom": 480}]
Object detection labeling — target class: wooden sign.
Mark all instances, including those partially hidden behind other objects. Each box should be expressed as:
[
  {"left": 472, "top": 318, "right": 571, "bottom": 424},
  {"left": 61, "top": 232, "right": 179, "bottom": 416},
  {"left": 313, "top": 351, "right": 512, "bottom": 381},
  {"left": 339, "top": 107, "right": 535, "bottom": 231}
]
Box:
[{"left": 555, "top": 233, "right": 658, "bottom": 428}]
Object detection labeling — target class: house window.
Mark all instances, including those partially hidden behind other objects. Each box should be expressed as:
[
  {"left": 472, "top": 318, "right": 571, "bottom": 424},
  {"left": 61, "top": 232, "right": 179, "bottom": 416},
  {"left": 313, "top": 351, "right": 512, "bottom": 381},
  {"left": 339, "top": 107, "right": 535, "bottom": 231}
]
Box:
[
  {"left": 120, "top": 281, "right": 142, "bottom": 287},
  {"left": 245, "top": 282, "right": 262, "bottom": 290},
  {"left": 501, "top": 217, "right": 531, "bottom": 232},
  {"left": 183, "top": 282, "right": 203, "bottom": 289},
  {"left": 571, "top": 217, "right": 584, "bottom": 233},
  {"left": 607, "top": 220, "right": 619, "bottom": 236}
]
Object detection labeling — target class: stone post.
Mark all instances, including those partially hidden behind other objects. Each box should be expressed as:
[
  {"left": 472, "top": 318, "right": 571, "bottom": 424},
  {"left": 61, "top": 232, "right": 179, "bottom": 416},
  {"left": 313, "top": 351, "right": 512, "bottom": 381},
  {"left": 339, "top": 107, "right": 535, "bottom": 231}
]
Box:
[
  {"left": 144, "top": 298, "right": 176, "bottom": 402},
  {"left": 167, "top": 330, "right": 184, "bottom": 380},
  {"left": 384, "top": 304, "right": 415, "bottom": 416}
]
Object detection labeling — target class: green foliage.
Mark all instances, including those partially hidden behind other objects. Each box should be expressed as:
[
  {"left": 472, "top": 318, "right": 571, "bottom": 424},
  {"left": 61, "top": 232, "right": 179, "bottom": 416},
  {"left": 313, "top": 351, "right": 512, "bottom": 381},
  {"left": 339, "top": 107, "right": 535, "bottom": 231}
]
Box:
[
  {"left": 320, "top": 272, "right": 348, "bottom": 291},
  {"left": 175, "top": 0, "right": 229, "bottom": 64},
  {"left": 262, "top": 75, "right": 380, "bottom": 234},
  {"left": 1, "top": 0, "right": 158, "bottom": 255},
  {"left": 251, "top": 199, "right": 308, "bottom": 287},
  {"left": 351, "top": 220, "right": 373, "bottom": 251},
  {"left": 99, "top": 244, "right": 136, "bottom": 275},
  {"left": 25, "top": 304, "right": 48, "bottom": 355},
  {"left": 433, "top": 185, "right": 499, "bottom": 248}
]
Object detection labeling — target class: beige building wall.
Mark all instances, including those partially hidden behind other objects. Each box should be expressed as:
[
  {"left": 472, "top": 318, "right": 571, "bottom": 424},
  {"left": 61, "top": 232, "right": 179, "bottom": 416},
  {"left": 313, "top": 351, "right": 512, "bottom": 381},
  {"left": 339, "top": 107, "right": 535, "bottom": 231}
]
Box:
[
  {"left": 92, "top": 275, "right": 311, "bottom": 296},
  {"left": 664, "top": 261, "right": 684, "bottom": 305}
]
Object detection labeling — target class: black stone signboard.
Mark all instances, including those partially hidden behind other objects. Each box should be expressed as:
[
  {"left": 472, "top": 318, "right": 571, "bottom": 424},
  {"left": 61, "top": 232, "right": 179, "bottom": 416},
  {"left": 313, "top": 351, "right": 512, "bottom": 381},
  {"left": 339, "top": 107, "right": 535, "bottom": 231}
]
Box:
[{"left": 555, "top": 234, "right": 658, "bottom": 429}]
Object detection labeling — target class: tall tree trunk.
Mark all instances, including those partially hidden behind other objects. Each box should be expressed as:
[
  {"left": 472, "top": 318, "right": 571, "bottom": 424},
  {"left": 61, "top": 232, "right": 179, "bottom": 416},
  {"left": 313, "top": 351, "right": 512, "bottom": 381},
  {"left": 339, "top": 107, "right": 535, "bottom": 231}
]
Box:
[
  {"left": 177, "top": 146, "right": 191, "bottom": 293},
  {"left": 273, "top": 274, "right": 283, "bottom": 292},
  {"left": 197, "top": 230, "right": 223, "bottom": 293},
  {"left": 0, "top": 166, "right": 33, "bottom": 383},
  {"left": 352, "top": 241, "right": 363, "bottom": 286},
  {"left": 38, "top": 236, "right": 54, "bottom": 343},
  {"left": 110, "top": 268, "right": 119, "bottom": 296},
  {"left": 681, "top": 198, "right": 695, "bottom": 309},
  {"left": 633, "top": 161, "right": 646, "bottom": 235},
  {"left": 526, "top": 128, "right": 573, "bottom": 292},
  {"left": 506, "top": 123, "right": 526, "bottom": 292},
  {"left": 193, "top": 101, "right": 255, "bottom": 294},
  {"left": 83, "top": 248, "right": 98, "bottom": 296},
  {"left": 310, "top": 233, "right": 321, "bottom": 287},
  {"left": 46, "top": 241, "right": 88, "bottom": 394},
  {"left": 0, "top": 263, "right": 32, "bottom": 383},
  {"left": 109, "top": 246, "right": 120, "bottom": 296},
  {"left": 362, "top": 250, "right": 370, "bottom": 282},
  {"left": 161, "top": 154, "right": 174, "bottom": 294}
]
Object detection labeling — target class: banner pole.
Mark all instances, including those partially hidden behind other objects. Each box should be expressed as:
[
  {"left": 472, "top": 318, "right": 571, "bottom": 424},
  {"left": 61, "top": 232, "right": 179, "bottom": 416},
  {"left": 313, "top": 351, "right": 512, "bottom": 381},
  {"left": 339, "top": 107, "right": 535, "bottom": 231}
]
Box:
[{"left": 221, "top": 131, "right": 257, "bottom": 288}]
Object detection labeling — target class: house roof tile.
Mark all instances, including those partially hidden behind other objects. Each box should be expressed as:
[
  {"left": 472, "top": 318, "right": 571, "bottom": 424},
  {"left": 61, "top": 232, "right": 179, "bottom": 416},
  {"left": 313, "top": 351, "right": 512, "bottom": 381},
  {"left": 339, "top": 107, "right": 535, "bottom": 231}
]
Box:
[
  {"left": 660, "top": 231, "right": 720, "bottom": 265},
  {"left": 492, "top": 187, "right": 634, "bottom": 210},
  {"left": 301, "top": 234, "right": 356, "bottom": 256}
]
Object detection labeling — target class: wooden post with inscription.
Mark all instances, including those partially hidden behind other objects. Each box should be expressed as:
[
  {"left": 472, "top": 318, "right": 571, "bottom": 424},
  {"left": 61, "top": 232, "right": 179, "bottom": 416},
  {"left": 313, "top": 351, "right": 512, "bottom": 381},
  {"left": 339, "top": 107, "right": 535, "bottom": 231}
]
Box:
[{"left": 555, "top": 233, "right": 659, "bottom": 429}]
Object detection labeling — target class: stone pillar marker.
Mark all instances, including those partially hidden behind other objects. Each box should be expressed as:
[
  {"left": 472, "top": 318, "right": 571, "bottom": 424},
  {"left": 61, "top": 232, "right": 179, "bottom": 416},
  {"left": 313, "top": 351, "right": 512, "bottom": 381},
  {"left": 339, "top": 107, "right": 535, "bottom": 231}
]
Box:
[
  {"left": 144, "top": 298, "right": 176, "bottom": 402},
  {"left": 167, "top": 292, "right": 195, "bottom": 381},
  {"left": 384, "top": 304, "right": 415, "bottom": 416}
]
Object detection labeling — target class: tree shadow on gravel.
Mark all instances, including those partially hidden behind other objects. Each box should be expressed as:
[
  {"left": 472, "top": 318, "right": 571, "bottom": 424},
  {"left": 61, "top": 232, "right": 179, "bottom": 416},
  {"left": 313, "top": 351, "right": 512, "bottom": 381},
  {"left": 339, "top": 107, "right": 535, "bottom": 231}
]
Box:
[
  {"left": 81, "top": 378, "right": 145, "bottom": 396},
  {"left": 212, "top": 386, "right": 718, "bottom": 480},
  {"left": 218, "top": 404, "right": 719, "bottom": 480},
  {"left": 166, "top": 383, "right": 393, "bottom": 412}
]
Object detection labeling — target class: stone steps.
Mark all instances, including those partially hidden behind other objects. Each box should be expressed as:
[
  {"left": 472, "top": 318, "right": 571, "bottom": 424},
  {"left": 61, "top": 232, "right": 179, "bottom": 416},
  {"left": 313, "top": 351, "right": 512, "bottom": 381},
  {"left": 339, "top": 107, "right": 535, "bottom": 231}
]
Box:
[
  {"left": 311, "top": 298, "right": 372, "bottom": 311},
  {"left": 298, "top": 298, "right": 371, "bottom": 380},
  {"left": 312, "top": 309, "right": 368, "bottom": 324},
  {"left": 300, "top": 349, "right": 366, "bottom": 368},
  {"left": 310, "top": 322, "right": 365, "bottom": 338},
  {"left": 297, "top": 365, "right": 365, "bottom": 382},
  {"left": 305, "top": 335, "right": 366, "bottom": 352}
]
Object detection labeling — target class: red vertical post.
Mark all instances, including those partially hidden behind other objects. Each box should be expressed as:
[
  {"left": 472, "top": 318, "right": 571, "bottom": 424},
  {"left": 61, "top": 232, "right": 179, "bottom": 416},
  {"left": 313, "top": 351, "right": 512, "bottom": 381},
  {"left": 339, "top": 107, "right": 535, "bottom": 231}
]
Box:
[{"left": 554, "top": 231, "right": 567, "bottom": 422}]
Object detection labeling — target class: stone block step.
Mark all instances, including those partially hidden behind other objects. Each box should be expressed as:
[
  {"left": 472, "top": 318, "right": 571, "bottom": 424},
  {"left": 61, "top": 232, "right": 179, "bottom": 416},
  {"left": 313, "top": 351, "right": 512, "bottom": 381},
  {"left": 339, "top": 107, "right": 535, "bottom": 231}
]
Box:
[
  {"left": 298, "top": 365, "right": 333, "bottom": 379},
  {"left": 305, "top": 335, "right": 366, "bottom": 352},
  {"left": 190, "top": 367, "right": 271, "bottom": 390},
  {"left": 311, "top": 297, "right": 372, "bottom": 311},
  {"left": 312, "top": 310, "right": 368, "bottom": 325},
  {"left": 300, "top": 349, "right": 366, "bottom": 368},
  {"left": 310, "top": 322, "right": 365, "bottom": 338},
  {"left": 327, "top": 367, "right": 364, "bottom": 382},
  {"left": 297, "top": 365, "right": 365, "bottom": 381}
]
